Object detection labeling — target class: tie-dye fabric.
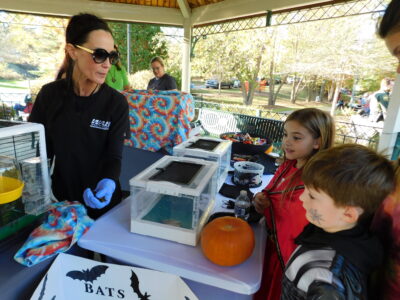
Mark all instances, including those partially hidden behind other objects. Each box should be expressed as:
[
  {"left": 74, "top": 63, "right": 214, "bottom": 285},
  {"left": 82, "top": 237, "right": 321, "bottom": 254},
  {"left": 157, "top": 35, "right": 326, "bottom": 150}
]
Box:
[
  {"left": 14, "top": 201, "right": 94, "bottom": 267},
  {"left": 122, "top": 89, "right": 194, "bottom": 154}
]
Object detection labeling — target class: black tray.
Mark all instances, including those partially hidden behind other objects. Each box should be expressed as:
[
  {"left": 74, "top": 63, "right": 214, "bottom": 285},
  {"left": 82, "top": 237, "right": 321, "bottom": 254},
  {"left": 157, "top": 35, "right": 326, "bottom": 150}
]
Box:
[{"left": 220, "top": 132, "right": 272, "bottom": 155}]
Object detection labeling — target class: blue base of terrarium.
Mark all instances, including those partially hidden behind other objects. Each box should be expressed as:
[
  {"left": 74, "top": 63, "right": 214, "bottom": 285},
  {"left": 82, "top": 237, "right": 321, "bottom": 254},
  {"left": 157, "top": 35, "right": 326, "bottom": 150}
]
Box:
[{"left": 142, "top": 195, "right": 194, "bottom": 229}]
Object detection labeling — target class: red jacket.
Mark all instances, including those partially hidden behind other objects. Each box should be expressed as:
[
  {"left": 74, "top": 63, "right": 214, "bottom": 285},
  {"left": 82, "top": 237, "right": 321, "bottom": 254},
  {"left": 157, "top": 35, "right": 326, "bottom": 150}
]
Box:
[{"left": 254, "top": 159, "right": 309, "bottom": 300}]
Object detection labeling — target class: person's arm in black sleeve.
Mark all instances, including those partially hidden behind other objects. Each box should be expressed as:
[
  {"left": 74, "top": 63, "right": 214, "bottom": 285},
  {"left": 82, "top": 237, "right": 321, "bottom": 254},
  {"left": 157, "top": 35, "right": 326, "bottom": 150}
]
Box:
[
  {"left": 147, "top": 78, "right": 154, "bottom": 90},
  {"left": 28, "top": 88, "right": 46, "bottom": 124},
  {"left": 100, "top": 94, "right": 129, "bottom": 182},
  {"left": 306, "top": 281, "right": 345, "bottom": 300},
  {"left": 27, "top": 87, "right": 55, "bottom": 160}
]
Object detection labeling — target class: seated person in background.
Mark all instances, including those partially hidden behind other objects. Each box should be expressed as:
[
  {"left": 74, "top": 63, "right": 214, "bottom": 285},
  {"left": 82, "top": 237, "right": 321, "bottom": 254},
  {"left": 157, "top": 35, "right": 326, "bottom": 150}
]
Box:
[
  {"left": 359, "top": 92, "right": 371, "bottom": 116},
  {"left": 369, "top": 78, "right": 392, "bottom": 122},
  {"left": 336, "top": 95, "right": 345, "bottom": 110},
  {"left": 281, "top": 144, "right": 395, "bottom": 300},
  {"left": 105, "top": 45, "right": 130, "bottom": 91},
  {"left": 147, "top": 56, "right": 177, "bottom": 91}
]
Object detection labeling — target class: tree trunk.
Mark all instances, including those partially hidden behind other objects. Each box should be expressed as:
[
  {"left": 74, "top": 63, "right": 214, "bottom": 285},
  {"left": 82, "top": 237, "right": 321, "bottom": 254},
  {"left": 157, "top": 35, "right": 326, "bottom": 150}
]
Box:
[
  {"left": 330, "top": 78, "right": 342, "bottom": 116},
  {"left": 271, "top": 82, "right": 284, "bottom": 106},
  {"left": 306, "top": 75, "right": 317, "bottom": 102},
  {"left": 241, "top": 43, "right": 266, "bottom": 106},
  {"left": 290, "top": 77, "right": 303, "bottom": 104},
  {"left": 268, "top": 82, "right": 274, "bottom": 106},
  {"left": 307, "top": 87, "right": 315, "bottom": 103},
  {"left": 268, "top": 77, "right": 276, "bottom": 106},
  {"left": 290, "top": 81, "right": 296, "bottom": 103},
  {"left": 247, "top": 83, "right": 256, "bottom": 105},
  {"left": 306, "top": 82, "right": 313, "bottom": 103},
  {"left": 241, "top": 85, "right": 248, "bottom": 104},
  {"left": 328, "top": 81, "right": 335, "bottom": 102},
  {"left": 267, "top": 36, "right": 276, "bottom": 106},
  {"left": 319, "top": 80, "right": 326, "bottom": 101},
  {"left": 271, "top": 74, "right": 288, "bottom": 105},
  {"left": 241, "top": 82, "right": 256, "bottom": 105}
]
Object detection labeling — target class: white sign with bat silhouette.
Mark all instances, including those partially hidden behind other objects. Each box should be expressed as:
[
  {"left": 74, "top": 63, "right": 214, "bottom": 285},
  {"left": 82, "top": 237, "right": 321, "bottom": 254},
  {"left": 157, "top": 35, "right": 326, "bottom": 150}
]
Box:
[{"left": 30, "top": 253, "right": 198, "bottom": 300}]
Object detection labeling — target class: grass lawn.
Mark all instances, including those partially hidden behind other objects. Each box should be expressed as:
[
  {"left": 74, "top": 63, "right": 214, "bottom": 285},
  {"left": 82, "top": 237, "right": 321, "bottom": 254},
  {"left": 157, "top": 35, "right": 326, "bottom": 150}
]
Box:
[
  {"left": 0, "top": 80, "right": 29, "bottom": 89},
  {"left": 191, "top": 84, "right": 332, "bottom": 114}
]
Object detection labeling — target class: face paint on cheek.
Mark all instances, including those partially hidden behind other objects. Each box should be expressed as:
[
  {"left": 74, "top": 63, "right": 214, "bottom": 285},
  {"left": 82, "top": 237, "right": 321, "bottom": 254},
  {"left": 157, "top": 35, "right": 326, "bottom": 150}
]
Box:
[{"left": 309, "top": 208, "right": 324, "bottom": 224}]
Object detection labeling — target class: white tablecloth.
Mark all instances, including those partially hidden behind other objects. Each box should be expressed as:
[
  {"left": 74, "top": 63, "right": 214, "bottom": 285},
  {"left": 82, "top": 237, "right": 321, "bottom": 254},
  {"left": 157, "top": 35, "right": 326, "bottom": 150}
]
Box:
[{"left": 78, "top": 174, "right": 273, "bottom": 299}]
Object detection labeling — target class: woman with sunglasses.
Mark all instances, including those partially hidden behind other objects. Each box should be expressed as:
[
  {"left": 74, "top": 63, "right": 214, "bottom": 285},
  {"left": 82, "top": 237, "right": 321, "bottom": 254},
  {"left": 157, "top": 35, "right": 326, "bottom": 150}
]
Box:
[{"left": 29, "top": 13, "right": 129, "bottom": 219}]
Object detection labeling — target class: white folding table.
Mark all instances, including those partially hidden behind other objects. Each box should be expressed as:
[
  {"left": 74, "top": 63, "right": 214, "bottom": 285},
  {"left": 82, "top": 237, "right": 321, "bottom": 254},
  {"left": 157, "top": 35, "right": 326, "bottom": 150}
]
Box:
[{"left": 78, "top": 174, "right": 273, "bottom": 300}]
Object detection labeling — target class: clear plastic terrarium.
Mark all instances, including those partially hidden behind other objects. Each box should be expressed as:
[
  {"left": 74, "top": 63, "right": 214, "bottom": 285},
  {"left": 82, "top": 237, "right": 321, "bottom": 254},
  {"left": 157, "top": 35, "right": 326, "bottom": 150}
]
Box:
[
  {"left": 173, "top": 136, "right": 232, "bottom": 190},
  {"left": 130, "top": 156, "right": 218, "bottom": 246}
]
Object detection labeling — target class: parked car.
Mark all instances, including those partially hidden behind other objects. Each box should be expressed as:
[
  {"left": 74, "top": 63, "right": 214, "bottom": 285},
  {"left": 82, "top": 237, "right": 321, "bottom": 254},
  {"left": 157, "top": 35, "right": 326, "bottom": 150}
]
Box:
[
  {"left": 286, "top": 76, "right": 301, "bottom": 84},
  {"left": 205, "top": 79, "right": 232, "bottom": 89}
]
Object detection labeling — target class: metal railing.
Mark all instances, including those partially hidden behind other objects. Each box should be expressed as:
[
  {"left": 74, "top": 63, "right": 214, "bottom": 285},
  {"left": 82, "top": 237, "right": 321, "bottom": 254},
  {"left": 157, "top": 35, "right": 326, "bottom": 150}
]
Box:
[
  {"left": 194, "top": 99, "right": 289, "bottom": 120},
  {"left": 192, "top": 0, "right": 388, "bottom": 37},
  {"left": 0, "top": 93, "right": 35, "bottom": 120},
  {"left": 1, "top": 92, "right": 382, "bottom": 149},
  {"left": 194, "top": 99, "right": 381, "bottom": 149},
  {"left": 0, "top": 102, "right": 16, "bottom": 120}
]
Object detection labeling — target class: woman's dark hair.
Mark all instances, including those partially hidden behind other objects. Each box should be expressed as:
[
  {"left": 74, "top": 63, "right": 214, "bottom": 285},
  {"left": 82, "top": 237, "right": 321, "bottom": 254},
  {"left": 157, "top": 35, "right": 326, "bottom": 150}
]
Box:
[
  {"left": 66, "top": 13, "right": 111, "bottom": 45},
  {"left": 378, "top": 0, "right": 400, "bottom": 38},
  {"left": 114, "top": 44, "right": 122, "bottom": 71},
  {"left": 55, "top": 55, "right": 67, "bottom": 80},
  {"left": 64, "top": 13, "right": 113, "bottom": 87}
]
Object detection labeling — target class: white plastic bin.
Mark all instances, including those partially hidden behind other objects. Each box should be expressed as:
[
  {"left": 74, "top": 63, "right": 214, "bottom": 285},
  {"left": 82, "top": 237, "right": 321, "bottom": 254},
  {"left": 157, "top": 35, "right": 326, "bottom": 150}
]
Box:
[
  {"left": 130, "top": 156, "right": 218, "bottom": 246},
  {"left": 173, "top": 136, "right": 232, "bottom": 191}
]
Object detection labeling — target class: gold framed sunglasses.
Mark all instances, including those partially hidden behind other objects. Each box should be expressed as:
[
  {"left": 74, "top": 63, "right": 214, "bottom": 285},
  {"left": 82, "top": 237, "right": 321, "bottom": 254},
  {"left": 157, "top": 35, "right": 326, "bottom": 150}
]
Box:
[{"left": 75, "top": 45, "right": 119, "bottom": 65}]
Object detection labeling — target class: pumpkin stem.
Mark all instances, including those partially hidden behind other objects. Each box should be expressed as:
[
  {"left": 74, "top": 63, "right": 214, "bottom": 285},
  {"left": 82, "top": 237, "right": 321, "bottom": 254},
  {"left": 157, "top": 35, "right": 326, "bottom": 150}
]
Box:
[{"left": 223, "top": 224, "right": 234, "bottom": 231}]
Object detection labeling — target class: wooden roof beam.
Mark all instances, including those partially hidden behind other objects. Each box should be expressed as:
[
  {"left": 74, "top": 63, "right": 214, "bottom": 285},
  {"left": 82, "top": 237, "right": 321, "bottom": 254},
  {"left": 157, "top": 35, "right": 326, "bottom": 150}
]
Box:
[
  {"left": 0, "top": 0, "right": 184, "bottom": 26},
  {"left": 177, "top": 0, "right": 191, "bottom": 19}
]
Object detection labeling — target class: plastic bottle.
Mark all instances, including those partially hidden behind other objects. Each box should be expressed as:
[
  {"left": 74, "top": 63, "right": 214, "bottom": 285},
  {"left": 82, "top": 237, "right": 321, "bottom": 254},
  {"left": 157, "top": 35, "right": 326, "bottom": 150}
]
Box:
[{"left": 234, "top": 190, "right": 251, "bottom": 220}]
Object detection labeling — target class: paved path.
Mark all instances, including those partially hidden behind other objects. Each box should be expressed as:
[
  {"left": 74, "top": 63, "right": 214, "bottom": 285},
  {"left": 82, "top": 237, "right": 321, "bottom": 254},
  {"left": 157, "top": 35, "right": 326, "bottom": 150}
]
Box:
[{"left": 0, "top": 87, "right": 30, "bottom": 104}]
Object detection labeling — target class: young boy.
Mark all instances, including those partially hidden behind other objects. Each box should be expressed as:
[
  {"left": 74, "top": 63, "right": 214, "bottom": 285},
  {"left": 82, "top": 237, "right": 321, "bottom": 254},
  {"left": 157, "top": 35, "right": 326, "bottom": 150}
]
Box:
[{"left": 281, "top": 144, "right": 395, "bottom": 299}]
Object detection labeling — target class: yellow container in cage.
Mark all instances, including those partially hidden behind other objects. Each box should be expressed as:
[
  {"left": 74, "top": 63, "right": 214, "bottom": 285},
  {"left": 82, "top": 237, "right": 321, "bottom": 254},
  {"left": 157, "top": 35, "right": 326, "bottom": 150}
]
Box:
[{"left": 0, "top": 176, "right": 24, "bottom": 204}]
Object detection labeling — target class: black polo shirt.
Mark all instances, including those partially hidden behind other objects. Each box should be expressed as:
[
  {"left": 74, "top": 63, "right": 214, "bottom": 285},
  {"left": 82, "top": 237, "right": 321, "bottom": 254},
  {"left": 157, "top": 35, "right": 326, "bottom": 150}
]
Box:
[
  {"left": 28, "top": 79, "right": 129, "bottom": 219},
  {"left": 147, "top": 73, "right": 177, "bottom": 90}
]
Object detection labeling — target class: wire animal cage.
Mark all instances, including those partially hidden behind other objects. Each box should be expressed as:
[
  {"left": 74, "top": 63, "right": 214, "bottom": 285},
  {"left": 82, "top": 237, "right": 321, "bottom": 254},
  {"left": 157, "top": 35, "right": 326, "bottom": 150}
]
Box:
[{"left": 0, "top": 120, "right": 51, "bottom": 240}]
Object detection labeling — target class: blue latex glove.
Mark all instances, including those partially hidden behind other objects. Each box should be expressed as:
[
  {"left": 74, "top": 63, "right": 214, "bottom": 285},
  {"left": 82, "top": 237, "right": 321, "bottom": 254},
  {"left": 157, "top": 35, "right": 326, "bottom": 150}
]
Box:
[{"left": 83, "top": 178, "right": 116, "bottom": 209}]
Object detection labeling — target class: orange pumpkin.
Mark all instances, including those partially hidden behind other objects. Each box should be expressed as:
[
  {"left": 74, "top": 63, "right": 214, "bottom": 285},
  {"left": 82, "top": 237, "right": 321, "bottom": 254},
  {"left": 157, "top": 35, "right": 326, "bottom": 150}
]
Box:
[{"left": 200, "top": 216, "right": 255, "bottom": 266}]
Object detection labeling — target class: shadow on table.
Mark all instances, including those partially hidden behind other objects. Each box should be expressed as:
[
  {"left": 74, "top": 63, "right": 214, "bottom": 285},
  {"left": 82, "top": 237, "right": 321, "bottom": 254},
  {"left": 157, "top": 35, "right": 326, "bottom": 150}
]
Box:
[{"left": 120, "top": 146, "right": 166, "bottom": 195}]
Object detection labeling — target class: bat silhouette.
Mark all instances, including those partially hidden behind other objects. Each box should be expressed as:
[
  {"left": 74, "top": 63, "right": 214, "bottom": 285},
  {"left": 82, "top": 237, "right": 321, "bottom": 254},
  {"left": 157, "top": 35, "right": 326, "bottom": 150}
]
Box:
[
  {"left": 184, "top": 297, "right": 191, "bottom": 300},
  {"left": 37, "top": 274, "right": 48, "bottom": 300},
  {"left": 130, "top": 270, "right": 150, "bottom": 300},
  {"left": 66, "top": 265, "right": 108, "bottom": 283}
]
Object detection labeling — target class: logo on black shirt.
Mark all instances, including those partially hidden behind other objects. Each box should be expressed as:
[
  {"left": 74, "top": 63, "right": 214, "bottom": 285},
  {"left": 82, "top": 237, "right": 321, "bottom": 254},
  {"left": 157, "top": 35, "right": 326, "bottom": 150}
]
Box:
[{"left": 90, "top": 119, "right": 111, "bottom": 130}]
